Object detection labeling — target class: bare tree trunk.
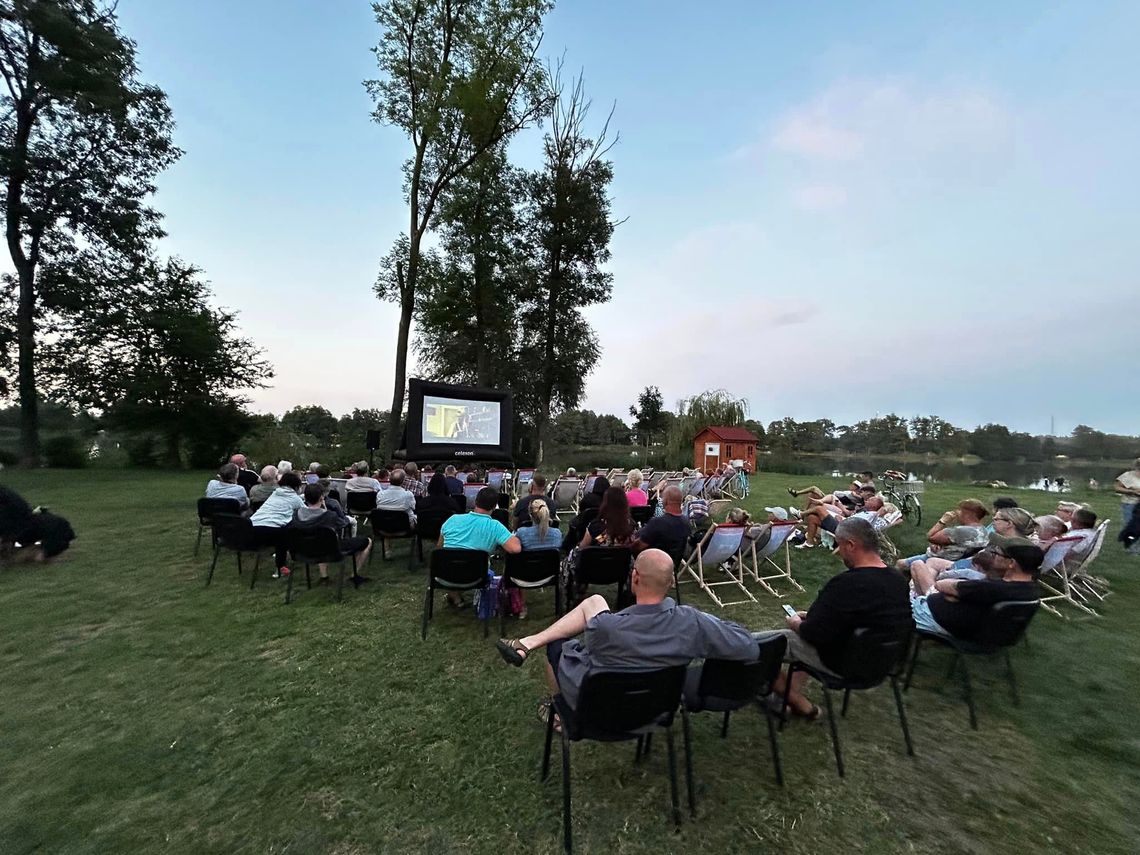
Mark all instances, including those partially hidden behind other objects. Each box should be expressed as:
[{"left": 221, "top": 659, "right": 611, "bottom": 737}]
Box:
[
  {"left": 15, "top": 262, "right": 38, "bottom": 466},
  {"left": 386, "top": 251, "right": 416, "bottom": 457}
]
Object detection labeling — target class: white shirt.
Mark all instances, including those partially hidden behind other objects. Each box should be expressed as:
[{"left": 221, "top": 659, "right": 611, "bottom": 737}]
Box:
[{"left": 375, "top": 486, "right": 416, "bottom": 525}]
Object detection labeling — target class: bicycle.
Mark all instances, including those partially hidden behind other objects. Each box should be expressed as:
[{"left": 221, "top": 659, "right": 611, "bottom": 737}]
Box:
[{"left": 878, "top": 471, "right": 923, "bottom": 527}]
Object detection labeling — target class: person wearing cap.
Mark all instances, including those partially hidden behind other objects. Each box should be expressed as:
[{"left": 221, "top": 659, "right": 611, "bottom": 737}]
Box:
[
  {"left": 909, "top": 534, "right": 1044, "bottom": 643},
  {"left": 230, "top": 453, "right": 259, "bottom": 494},
  {"left": 1113, "top": 459, "right": 1140, "bottom": 529}
]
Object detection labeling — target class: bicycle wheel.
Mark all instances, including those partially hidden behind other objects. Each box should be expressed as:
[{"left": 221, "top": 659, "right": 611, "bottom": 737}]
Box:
[{"left": 904, "top": 494, "right": 922, "bottom": 527}]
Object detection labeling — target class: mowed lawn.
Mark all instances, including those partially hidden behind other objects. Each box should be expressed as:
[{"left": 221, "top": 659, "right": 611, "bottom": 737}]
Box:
[{"left": 1, "top": 469, "right": 1138, "bottom": 854}]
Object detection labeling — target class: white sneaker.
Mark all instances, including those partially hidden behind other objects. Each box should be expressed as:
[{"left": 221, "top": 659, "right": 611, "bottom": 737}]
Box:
[{"left": 793, "top": 542, "right": 815, "bottom": 550}]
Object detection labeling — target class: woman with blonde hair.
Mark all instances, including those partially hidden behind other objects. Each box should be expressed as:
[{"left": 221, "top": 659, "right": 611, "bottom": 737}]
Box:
[
  {"left": 625, "top": 468, "right": 648, "bottom": 507},
  {"left": 510, "top": 499, "right": 563, "bottom": 620}
]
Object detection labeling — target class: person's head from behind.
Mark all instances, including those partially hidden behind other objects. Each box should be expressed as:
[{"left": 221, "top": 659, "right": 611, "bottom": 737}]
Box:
[
  {"left": 445, "top": 465, "right": 457, "bottom": 478},
  {"left": 428, "top": 471, "right": 449, "bottom": 496},
  {"left": 1034, "top": 514, "right": 1067, "bottom": 540},
  {"left": 279, "top": 471, "right": 302, "bottom": 492},
  {"left": 989, "top": 533, "right": 1044, "bottom": 579},
  {"left": 316, "top": 464, "right": 331, "bottom": 481},
  {"left": 308, "top": 461, "right": 320, "bottom": 473},
  {"left": 630, "top": 549, "right": 675, "bottom": 602},
  {"left": 1055, "top": 501, "right": 1079, "bottom": 523},
  {"left": 833, "top": 517, "right": 881, "bottom": 568},
  {"left": 859, "top": 470, "right": 874, "bottom": 483},
  {"left": 863, "top": 496, "right": 884, "bottom": 512},
  {"left": 530, "top": 474, "right": 548, "bottom": 495},
  {"left": 566, "top": 467, "right": 576, "bottom": 477},
  {"left": 406, "top": 462, "right": 419, "bottom": 478},
  {"left": 627, "top": 469, "right": 643, "bottom": 490},
  {"left": 377, "top": 468, "right": 390, "bottom": 481},
  {"left": 1072, "top": 507, "right": 1097, "bottom": 530},
  {"left": 218, "top": 462, "right": 239, "bottom": 484},
  {"left": 858, "top": 485, "right": 877, "bottom": 499},
  {"left": 353, "top": 461, "right": 369, "bottom": 477},
  {"left": 726, "top": 507, "right": 750, "bottom": 525},
  {"left": 259, "top": 464, "right": 278, "bottom": 484},
  {"left": 389, "top": 469, "right": 406, "bottom": 488},
  {"left": 662, "top": 486, "right": 684, "bottom": 513},
  {"left": 530, "top": 498, "right": 552, "bottom": 538},
  {"left": 303, "top": 483, "right": 325, "bottom": 507},
  {"left": 598, "top": 487, "right": 633, "bottom": 541},
  {"left": 277, "top": 460, "right": 293, "bottom": 474},
  {"left": 474, "top": 486, "right": 499, "bottom": 513},
  {"left": 993, "top": 496, "right": 1018, "bottom": 513},
  {"left": 592, "top": 475, "right": 611, "bottom": 496},
  {"left": 466, "top": 472, "right": 479, "bottom": 484},
  {"left": 956, "top": 499, "right": 988, "bottom": 525},
  {"left": 992, "top": 507, "right": 1036, "bottom": 538},
  {"left": 229, "top": 453, "right": 247, "bottom": 469}
]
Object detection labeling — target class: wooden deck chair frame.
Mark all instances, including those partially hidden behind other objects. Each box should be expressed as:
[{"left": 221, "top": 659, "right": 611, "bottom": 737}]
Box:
[
  {"left": 678, "top": 523, "right": 755, "bottom": 607},
  {"left": 550, "top": 478, "right": 584, "bottom": 514},
  {"left": 718, "top": 470, "right": 743, "bottom": 500},
  {"left": 608, "top": 469, "right": 629, "bottom": 489},
  {"left": 1066, "top": 521, "right": 1111, "bottom": 604},
  {"left": 1036, "top": 535, "right": 1097, "bottom": 618},
  {"left": 515, "top": 468, "right": 536, "bottom": 498},
  {"left": 741, "top": 521, "right": 805, "bottom": 598}
]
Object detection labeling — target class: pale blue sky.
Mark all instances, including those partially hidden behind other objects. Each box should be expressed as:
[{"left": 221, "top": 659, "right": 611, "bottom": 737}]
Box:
[{"left": 117, "top": 1, "right": 1139, "bottom": 435}]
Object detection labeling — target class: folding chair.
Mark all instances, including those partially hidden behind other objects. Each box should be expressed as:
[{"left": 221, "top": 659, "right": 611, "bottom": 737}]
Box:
[
  {"left": 582, "top": 474, "right": 599, "bottom": 495},
  {"left": 679, "top": 523, "right": 755, "bottom": 607},
  {"left": 344, "top": 491, "right": 377, "bottom": 530},
  {"left": 1037, "top": 535, "right": 1098, "bottom": 618},
  {"left": 515, "top": 468, "right": 536, "bottom": 497},
  {"left": 541, "top": 666, "right": 687, "bottom": 853},
  {"left": 368, "top": 509, "right": 416, "bottom": 567},
  {"left": 608, "top": 470, "right": 628, "bottom": 489},
  {"left": 491, "top": 508, "right": 511, "bottom": 528},
  {"left": 206, "top": 513, "right": 272, "bottom": 588},
  {"left": 681, "top": 634, "right": 787, "bottom": 813},
  {"left": 422, "top": 548, "right": 490, "bottom": 639},
  {"left": 780, "top": 627, "right": 915, "bottom": 778},
  {"left": 701, "top": 474, "right": 722, "bottom": 498},
  {"left": 1066, "top": 521, "right": 1111, "bottom": 605},
  {"left": 486, "top": 470, "right": 506, "bottom": 492},
  {"left": 413, "top": 507, "right": 452, "bottom": 563},
  {"left": 195, "top": 497, "right": 242, "bottom": 556},
  {"left": 705, "top": 499, "right": 732, "bottom": 520},
  {"left": 572, "top": 546, "right": 632, "bottom": 605},
  {"left": 719, "top": 470, "right": 743, "bottom": 500},
  {"left": 647, "top": 471, "right": 666, "bottom": 491},
  {"left": 550, "top": 478, "right": 584, "bottom": 515},
  {"left": 687, "top": 476, "right": 706, "bottom": 497},
  {"left": 462, "top": 482, "right": 486, "bottom": 511},
  {"left": 741, "top": 521, "right": 805, "bottom": 598},
  {"left": 678, "top": 475, "right": 697, "bottom": 496},
  {"left": 284, "top": 527, "right": 368, "bottom": 605},
  {"left": 630, "top": 505, "right": 654, "bottom": 526},
  {"left": 500, "top": 550, "right": 562, "bottom": 635},
  {"left": 904, "top": 600, "right": 1039, "bottom": 730}
]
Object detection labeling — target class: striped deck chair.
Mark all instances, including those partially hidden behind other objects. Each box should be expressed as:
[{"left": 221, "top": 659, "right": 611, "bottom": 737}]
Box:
[
  {"left": 462, "top": 483, "right": 487, "bottom": 511},
  {"left": 679, "top": 523, "right": 756, "bottom": 607},
  {"left": 647, "top": 471, "right": 666, "bottom": 491},
  {"left": 1037, "top": 535, "right": 1096, "bottom": 618},
  {"left": 486, "top": 470, "right": 506, "bottom": 492},
  {"left": 608, "top": 470, "right": 629, "bottom": 489},
  {"left": 701, "top": 474, "right": 723, "bottom": 498},
  {"left": 550, "top": 478, "right": 584, "bottom": 514},
  {"left": 720, "top": 470, "right": 743, "bottom": 500},
  {"left": 583, "top": 474, "right": 599, "bottom": 495},
  {"left": 1063, "top": 521, "right": 1111, "bottom": 607},
  {"left": 515, "top": 468, "right": 535, "bottom": 497},
  {"left": 742, "top": 521, "right": 805, "bottom": 598}
]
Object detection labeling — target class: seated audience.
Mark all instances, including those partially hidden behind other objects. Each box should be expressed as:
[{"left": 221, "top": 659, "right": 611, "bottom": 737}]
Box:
[
  {"left": 205, "top": 463, "right": 250, "bottom": 509},
  {"left": 444, "top": 465, "right": 465, "bottom": 496},
  {"left": 230, "top": 453, "right": 259, "bottom": 494},
  {"left": 624, "top": 469, "right": 648, "bottom": 507},
  {"left": 315, "top": 466, "right": 355, "bottom": 535},
  {"left": 1033, "top": 514, "right": 1068, "bottom": 548},
  {"left": 494, "top": 549, "right": 759, "bottom": 723},
  {"left": 465, "top": 472, "right": 480, "bottom": 484},
  {"left": 580, "top": 487, "right": 635, "bottom": 548},
  {"left": 346, "top": 461, "right": 383, "bottom": 493},
  {"left": 985, "top": 497, "right": 1020, "bottom": 533},
  {"left": 375, "top": 468, "right": 417, "bottom": 526},
  {"left": 403, "top": 462, "right": 426, "bottom": 497},
  {"left": 1054, "top": 501, "right": 1081, "bottom": 528},
  {"left": 249, "top": 465, "right": 279, "bottom": 504},
  {"left": 631, "top": 486, "right": 690, "bottom": 559},
  {"left": 1064, "top": 507, "right": 1099, "bottom": 561},
  {"left": 798, "top": 496, "right": 889, "bottom": 548},
  {"left": 305, "top": 462, "right": 321, "bottom": 484},
  {"left": 578, "top": 476, "right": 610, "bottom": 514},
  {"left": 788, "top": 472, "right": 875, "bottom": 509},
  {"left": 419, "top": 471, "right": 459, "bottom": 514},
  {"left": 517, "top": 499, "right": 562, "bottom": 551},
  {"left": 292, "top": 483, "right": 372, "bottom": 586},
  {"left": 277, "top": 461, "right": 293, "bottom": 477},
  {"left": 924, "top": 507, "right": 1037, "bottom": 580},
  {"left": 897, "top": 499, "right": 990, "bottom": 569},
  {"left": 909, "top": 534, "right": 1043, "bottom": 643},
  {"left": 765, "top": 518, "right": 912, "bottom": 718},
  {"left": 250, "top": 471, "right": 304, "bottom": 576},
  {"left": 439, "top": 486, "right": 522, "bottom": 606},
  {"left": 513, "top": 475, "right": 549, "bottom": 527}
]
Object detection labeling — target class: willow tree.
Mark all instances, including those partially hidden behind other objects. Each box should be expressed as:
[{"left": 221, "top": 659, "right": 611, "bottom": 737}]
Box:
[
  {"left": 667, "top": 389, "right": 749, "bottom": 463},
  {"left": 367, "top": 0, "right": 551, "bottom": 455}
]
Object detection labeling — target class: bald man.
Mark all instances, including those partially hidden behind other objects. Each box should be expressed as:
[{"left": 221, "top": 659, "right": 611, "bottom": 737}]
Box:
[
  {"left": 631, "top": 486, "right": 690, "bottom": 560},
  {"left": 495, "top": 549, "right": 758, "bottom": 712}
]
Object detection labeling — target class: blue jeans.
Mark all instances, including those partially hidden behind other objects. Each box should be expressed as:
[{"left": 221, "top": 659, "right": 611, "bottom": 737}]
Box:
[
  {"left": 1122, "top": 503, "right": 1137, "bottom": 527},
  {"left": 911, "top": 593, "right": 952, "bottom": 637}
]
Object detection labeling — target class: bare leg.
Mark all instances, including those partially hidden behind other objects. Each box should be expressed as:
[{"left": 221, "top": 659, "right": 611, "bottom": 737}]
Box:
[
  {"left": 355, "top": 539, "right": 372, "bottom": 572},
  {"left": 789, "top": 486, "right": 825, "bottom": 498},
  {"left": 911, "top": 560, "right": 937, "bottom": 595},
  {"left": 318, "top": 562, "right": 329, "bottom": 579},
  {"left": 772, "top": 668, "right": 815, "bottom": 715},
  {"left": 519, "top": 594, "right": 610, "bottom": 653}
]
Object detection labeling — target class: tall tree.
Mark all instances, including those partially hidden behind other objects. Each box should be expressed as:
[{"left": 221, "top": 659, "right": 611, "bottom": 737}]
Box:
[
  {"left": 0, "top": 0, "right": 179, "bottom": 464},
  {"left": 667, "top": 389, "right": 748, "bottom": 463},
  {"left": 367, "top": 0, "right": 551, "bottom": 455},
  {"left": 41, "top": 256, "right": 271, "bottom": 467},
  {"left": 518, "top": 67, "right": 618, "bottom": 464},
  {"left": 629, "top": 385, "right": 665, "bottom": 447}
]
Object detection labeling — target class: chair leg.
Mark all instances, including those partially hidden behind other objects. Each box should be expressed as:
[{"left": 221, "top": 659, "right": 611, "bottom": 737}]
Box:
[
  {"left": 890, "top": 676, "right": 915, "bottom": 756},
  {"left": 561, "top": 726, "right": 573, "bottom": 854},
  {"left": 681, "top": 709, "right": 696, "bottom": 816},
  {"left": 305, "top": 564, "right": 312, "bottom": 590},
  {"left": 665, "top": 726, "right": 681, "bottom": 828},
  {"left": 1005, "top": 650, "right": 1021, "bottom": 706},
  {"left": 335, "top": 561, "right": 345, "bottom": 602},
  {"left": 960, "top": 655, "right": 978, "bottom": 730},
  {"left": 499, "top": 584, "right": 508, "bottom": 639},
  {"left": 779, "top": 665, "right": 796, "bottom": 732},
  {"left": 541, "top": 700, "right": 555, "bottom": 780},
  {"left": 904, "top": 636, "right": 923, "bottom": 690},
  {"left": 764, "top": 706, "right": 784, "bottom": 786},
  {"left": 206, "top": 544, "right": 221, "bottom": 586},
  {"left": 285, "top": 562, "right": 295, "bottom": 605},
  {"left": 643, "top": 733, "right": 653, "bottom": 756},
  {"left": 635, "top": 735, "right": 644, "bottom": 763},
  {"left": 195, "top": 525, "right": 204, "bottom": 557},
  {"left": 841, "top": 688, "right": 851, "bottom": 717},
  {"left": 822, "top": 686, "right": 844, "bottom": 778},
  {"left": 720, "top": 710, "right": 731, "bottom": 738},
  {"left": 250, "top": 553, "right": 260, "bottom": 590},
  {"left": 555, "top": 581, "right": 563, "bottom": 617},
  {"left": 421, "top": 586, "right": 433, "bottom": 641},
  {"left": 236, "top": 552, "right": 243, "bottom": 576}
]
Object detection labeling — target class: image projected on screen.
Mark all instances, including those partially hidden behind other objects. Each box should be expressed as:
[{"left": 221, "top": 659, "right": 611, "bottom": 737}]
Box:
[{"left": 422, "top": 396, "right": 501, "bottom": 446}]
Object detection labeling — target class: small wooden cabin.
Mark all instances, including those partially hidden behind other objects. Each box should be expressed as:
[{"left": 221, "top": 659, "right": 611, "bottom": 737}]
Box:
[{"left": 692, "top": 426, "right": 759, "bottom": 473}]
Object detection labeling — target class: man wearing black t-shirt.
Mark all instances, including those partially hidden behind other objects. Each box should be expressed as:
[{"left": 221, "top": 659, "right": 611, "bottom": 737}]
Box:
[
  {"left": 765, "top": 517, "right": 912, "bottom": 718},
  {"left": 907, "top": 535, "right": 1044, "bottom": 642},
  {"left": 631, "top": 486, "right": 690, "bottom": 561},
  {"left": 910, "top": 533, "right": 1042, "bottom": 643}
]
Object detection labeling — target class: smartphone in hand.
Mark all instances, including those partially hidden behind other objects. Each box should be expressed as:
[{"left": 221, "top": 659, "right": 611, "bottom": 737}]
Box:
[{"left": 782, "top": 604, "right": 798, "bottom": 617}]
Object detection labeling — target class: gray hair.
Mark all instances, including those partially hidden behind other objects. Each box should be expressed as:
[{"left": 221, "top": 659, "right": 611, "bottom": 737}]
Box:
[
  {"left": 353, "top": 461, "right": 369, "bottom": 476},
  {"left": 835, "top": 517, "right": 878, "bottom": 551},
  {"left": 1034, "top": 514, "right": 1067, "bottom": 538},
  {"left": 218, "top": 462, "right": 239, "bottom": 483}
]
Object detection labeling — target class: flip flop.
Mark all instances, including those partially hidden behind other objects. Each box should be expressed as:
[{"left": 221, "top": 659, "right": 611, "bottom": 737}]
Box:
[{"left": 496, "top": 638, "right": 530, "bottom": 667}]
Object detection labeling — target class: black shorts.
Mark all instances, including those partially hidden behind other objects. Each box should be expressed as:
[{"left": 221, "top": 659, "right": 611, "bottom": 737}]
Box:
[
  {"left": 547, "top": 639, "right": 564, "bottom": 677},
  {"left": 340, "top": 536, "right": 370, "bottom": 556},
  {"left": 821, "top": 515, "right": 839, "bottom": 534}
]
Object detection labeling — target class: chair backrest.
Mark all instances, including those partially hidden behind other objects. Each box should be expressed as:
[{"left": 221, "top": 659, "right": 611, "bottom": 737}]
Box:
[
  {"left": 678, "top": 476, "right": 696, "bottom": 495},
  {"left": 1072, "top": 521, "right": 1110, "bottom": 573},
  {"left": 248, "top": 499, "right": 266, "bottom": 515},
  {"left": 286, "top": 526, "right": 343, "bottom": 564},
  {"left": 486, "top": 470, "right": 505, "bottom": 491},
  {"left": 211, "top": 513, "right": 253, "bottom": 551},
  {"left": 700, "top": 523, "right": 746, "bottom": 565},
  {"left": 198, "top": 497, "right": 242, "bottom": 524},
  {"left": 575, "top": 546, "right": 633, "bottom": 585},
  {"left": 370, "top": 509, "right": 413, "bottom": 535},
  {"left": 503, "top": 550, "right": 561, "bottom": 585},
  {"left": 573, "top": 666, "right": 687, "bottom": 737},
  {"left": 695, "top": 634, "right": 788, "bottom": 707},
  {"left": 415, "top": 507, "right": 453, "bottom": 540},
  {"left": 551, "top": 478, "right": 583, "bottom": 511},
  {"left": 516, "top": 469, "right": 535, "bottom": 489},
  {"left": 430, "top": 548, "right": 489, "bottom": 585},
  {"left": 754, "top": 520, "right": 799, "bottom": 559},
  {"left": 609, "top": 471, "right": 628, "bottom": 489},
  {"left": 491, "top": 508, "right": 510, "bottom": 528},
  {"left": 583, "top": 474, "right": 599, "bottom": 494},
  {"left": 631, "top": 505, "right": 654, "bottom": 526},
  {"left": 703, "top": 475, "right": 721, "bottom": 496},
  {"left": 463, "top": 483, "right": 486, "bottom": 510},
  {"left": 345, "top": 492, "right": 376, "bottom": 514},
  {"left": 325, "top": 488, "right": 343, "bottom": 507},
  {"left": 975, "top": 600, "right": 1040, "bottom": 648},
  {"left": 647, "top": 471, "right": 665, "bottom": 489},
  {"left": 451, "top": 494, "right": 468, "bottom": 514},
  {"left": 835, "top": 626, "right": 912, "bottom": 687},
  {"left": 1040, "top": 535, "right": 1082, "bottom": 574}
]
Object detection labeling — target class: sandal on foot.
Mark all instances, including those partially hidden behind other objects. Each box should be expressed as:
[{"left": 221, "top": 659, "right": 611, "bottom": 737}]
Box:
[
  {"left": 537, "top": 699, "right": 563, "bottom": 733},
  {"left": 787, "top": 488, "right": 798, "bottom": 497},
  {"left": 496, "top": 638, "right": 530, "bottom": 667}
]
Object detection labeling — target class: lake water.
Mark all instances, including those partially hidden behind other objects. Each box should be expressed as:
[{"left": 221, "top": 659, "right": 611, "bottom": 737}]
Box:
[{"left": 762, "top": 454, "right": 1127, "bottom": 492}]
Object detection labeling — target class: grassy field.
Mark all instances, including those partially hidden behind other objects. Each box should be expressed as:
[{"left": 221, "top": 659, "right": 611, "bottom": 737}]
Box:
[{"left": 1, "top": 469, "right": 1138, "bottom": 854}]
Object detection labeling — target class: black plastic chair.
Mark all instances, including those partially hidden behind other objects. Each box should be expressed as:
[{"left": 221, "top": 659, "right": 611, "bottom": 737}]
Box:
[
  {"left": 780, "top": 626, "right": 915, "bottom": 777},
  {"left": 413, "top": 507, "right": 453, "bottom": 563},
  {"left": 284, "top": 526, "right": 368, "bottom": 604},
  {"left": 422, "top": 548, "right": 490, "bottom": 639},
  {"left": 500, "top": 550, "right": 563, "bottom": 635},
  {"left": 542, "top": 666, "right": 687, "bottom": 853},
  {"left": 344, "top": 491, "right": 377, "bottom": 527},
  {"left": 326, "top": 488, "right": 343, "bottom": 506},
  {"left": 491, "top": 508, "right": 511, "bottom": 528},
  {"left": 572, "top": 547, "right": 632, "bottom": 606},
  {"left": 563, "top": 508, "right": 598, "bottom": 555},
  {"left": 904, "top": 599, "right": 1040, "bottom": 730},
  {"left": 451, "top": 494, "right": 468, "bottom": 514},
  {"left": 680, "top": 634, "right": 787, "bottom": 813},
  {"left": 196, "top": 497, "right": 242, "bottom": 556},
  {"left": 631, "top": 505, "right": 654, "bottom": 526},
  {"left": 368, "top": 509, "right": 416, "bottom": 567},
  {"left": 206, "top": 513, "right": 273, "bottom": 588}
]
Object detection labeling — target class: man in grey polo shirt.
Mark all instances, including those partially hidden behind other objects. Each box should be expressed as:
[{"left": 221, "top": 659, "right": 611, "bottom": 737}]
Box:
[{"left": 495, "top": 549, "right": 757, "bottom": 711}]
